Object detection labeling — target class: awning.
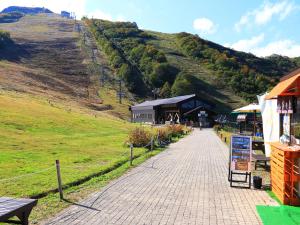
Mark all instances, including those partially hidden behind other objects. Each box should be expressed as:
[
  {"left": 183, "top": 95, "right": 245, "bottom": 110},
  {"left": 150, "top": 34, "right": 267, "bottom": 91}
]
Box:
[{"left": 265, "top": 73, "right": 300, "bottom": 100}]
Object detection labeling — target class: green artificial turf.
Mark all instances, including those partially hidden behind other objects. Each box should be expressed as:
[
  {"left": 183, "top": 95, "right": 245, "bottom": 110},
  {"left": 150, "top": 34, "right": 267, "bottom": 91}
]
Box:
[{"left": 257, "top": 205, "right": 300, "bottom": 225}]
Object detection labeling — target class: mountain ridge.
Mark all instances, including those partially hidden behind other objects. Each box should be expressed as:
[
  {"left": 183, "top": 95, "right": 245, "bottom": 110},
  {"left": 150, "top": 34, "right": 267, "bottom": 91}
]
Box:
[{"left": 1, "top": 6, "right": 52, "bottom": 14}]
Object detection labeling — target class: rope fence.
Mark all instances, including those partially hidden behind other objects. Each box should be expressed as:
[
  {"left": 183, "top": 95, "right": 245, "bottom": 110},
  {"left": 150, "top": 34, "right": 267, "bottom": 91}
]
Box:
[{"left": 0, "top": 134, "right": 167, "bottom": 201}]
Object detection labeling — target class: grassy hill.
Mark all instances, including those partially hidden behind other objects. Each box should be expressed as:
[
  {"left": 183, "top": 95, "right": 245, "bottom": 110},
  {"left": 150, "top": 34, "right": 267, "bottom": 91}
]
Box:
[
  {"left": 0, "top": 91, "right": 135, "bottom": 197},
  {"left": 86, "top": 19, "right": 300, "bottom": 112},
  {"left": 0, "top": 90, "right": 158, "bottom": 223},
  {"left": 0, "top": 14, "right": 131, "bottom": 118}
]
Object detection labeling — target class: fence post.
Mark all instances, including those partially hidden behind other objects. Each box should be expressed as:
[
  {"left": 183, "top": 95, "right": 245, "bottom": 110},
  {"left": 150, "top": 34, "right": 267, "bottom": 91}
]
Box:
[
  {"left": 55, "top": 160, "right": 63, "bottom": 200},
  {"left": 130, "top": 144, "right": 133, "bottom": 166},
  {"left": 151, "top": 136, "right": 154, "bottom": 151}
]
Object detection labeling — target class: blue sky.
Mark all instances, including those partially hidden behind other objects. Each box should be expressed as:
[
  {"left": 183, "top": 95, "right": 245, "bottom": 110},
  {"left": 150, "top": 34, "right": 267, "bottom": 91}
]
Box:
[{"left": 0, "top": 0, "right": 300, "bottom": 57}]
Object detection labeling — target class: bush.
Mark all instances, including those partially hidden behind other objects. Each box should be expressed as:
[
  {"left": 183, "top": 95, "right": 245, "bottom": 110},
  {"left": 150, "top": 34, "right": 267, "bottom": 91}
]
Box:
[
  {"left": 128, "top": 127, "right": 152, "bottom": 147},
  {"left": 213, "top": 124, "right": 221, "bottom": 132},
  {"left": 167, "top": 124, "right": 185, "bottom": 137},
  {"left": 154, "top": 127, "right": 172, "bottom": 142},
  {"left": 0, "top": 30, "right": 12, "bottom": 48}
]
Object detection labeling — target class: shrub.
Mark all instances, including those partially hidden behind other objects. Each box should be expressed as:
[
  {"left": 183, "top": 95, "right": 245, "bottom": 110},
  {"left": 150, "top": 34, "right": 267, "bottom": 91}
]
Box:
[
  {"left": 0, "top": 30, "right": 12, "bottom": 48},
  {"left": 213, "top": 124, "right": 221, "bottom": 132},
  {"left": 128, "top": 127, "right": 152, "bottom": 147},
  {"left": 167, "top": 124, "right": 185, "bottom": 137},
  {"left": 154, "top": 127, "right": 172, "bottom": 142}
]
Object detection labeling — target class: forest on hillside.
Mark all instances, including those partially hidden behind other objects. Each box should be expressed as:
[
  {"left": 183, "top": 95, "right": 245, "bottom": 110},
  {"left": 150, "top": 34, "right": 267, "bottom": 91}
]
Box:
[
  {"left": 176, "top": 32, "right": 300, "bottom": 100},
  {"left": 86, "top": 19, "right": 180, "bottom": 97},
  {"left": 86, "top": 19, "right": 300, "bottom": 103}
]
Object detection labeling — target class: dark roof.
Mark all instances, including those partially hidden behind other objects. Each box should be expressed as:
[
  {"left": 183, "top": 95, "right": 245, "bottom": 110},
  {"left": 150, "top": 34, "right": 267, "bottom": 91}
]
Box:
[{"left": 131, "top": 94, "right": 196, "bottom": 110}]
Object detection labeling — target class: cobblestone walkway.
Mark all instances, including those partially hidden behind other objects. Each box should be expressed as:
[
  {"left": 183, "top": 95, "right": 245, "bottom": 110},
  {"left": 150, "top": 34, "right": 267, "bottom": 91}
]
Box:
[{"left": 46, "top": 129, "right": 278, "bottom": 225}]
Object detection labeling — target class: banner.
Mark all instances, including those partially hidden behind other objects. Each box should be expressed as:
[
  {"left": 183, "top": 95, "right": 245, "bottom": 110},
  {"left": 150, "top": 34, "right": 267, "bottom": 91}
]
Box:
[
  {"left": 258, "top": 93, "right": 280, "bottom": 157},
  {"left": 230, "top": 135, "right": 252, "bottom": 172}
]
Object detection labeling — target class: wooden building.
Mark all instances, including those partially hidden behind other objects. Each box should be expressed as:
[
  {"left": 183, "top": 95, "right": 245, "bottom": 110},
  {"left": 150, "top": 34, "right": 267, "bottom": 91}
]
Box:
[
  {"left": 130, "top": 94, "right": 215, "bottom": 126},
  {"left": 265, "top": 68, "right": 300, "bottom": 205}
]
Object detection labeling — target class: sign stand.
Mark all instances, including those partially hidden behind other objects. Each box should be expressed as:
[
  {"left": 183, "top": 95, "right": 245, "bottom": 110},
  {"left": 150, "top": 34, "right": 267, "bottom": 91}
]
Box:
[
  {"left": 228, "top": 135, "right": 252, "bottom": 189},
  {"left": 229, "top": 171, "right": 251, "bottom": 188}
]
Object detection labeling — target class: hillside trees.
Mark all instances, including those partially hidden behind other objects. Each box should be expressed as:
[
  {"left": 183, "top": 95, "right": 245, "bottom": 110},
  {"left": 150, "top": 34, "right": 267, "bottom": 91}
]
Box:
[
  {"left": 86, "top": 19, "right": 180, "bottom": 96},
  {"left": 0, "top": 30, "right": 12, "bottom": 48},
  {"left": 86, "top": 18, "right": 299, "bottom": 103},
  {"left": 171, "top": 73, "right": 195, "bottom": 96},
  {"left": 175, "top": 32, "right": 296, "bottom": 101},
  {"left": 160, "top": 82, "right": 172, "bottom": 98},
  {"left": 0, "top": 12, "right": 24, "bottom": 23}
]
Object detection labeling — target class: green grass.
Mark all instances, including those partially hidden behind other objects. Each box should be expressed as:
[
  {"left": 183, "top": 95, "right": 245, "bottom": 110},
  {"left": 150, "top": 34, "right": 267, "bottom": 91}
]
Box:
[
  {"left": 0, "top": 91, "right": 185, "bottom": 223},
  {"left": 98, "top": 86, "right": 132, "bottom": 119},
  {"left": 0, "top": 91, "right": 140, "bottom": 198}
]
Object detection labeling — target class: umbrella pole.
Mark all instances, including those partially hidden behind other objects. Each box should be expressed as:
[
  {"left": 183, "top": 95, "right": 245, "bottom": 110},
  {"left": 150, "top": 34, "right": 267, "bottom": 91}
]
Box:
[{"left": 253, "top": 110, "right": 256, "bottom": 136}]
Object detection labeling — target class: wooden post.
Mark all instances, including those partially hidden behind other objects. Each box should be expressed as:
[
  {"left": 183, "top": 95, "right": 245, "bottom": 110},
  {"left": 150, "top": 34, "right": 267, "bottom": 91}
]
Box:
[
  {"left": 130, "top": 144, "right": 133, "bottom": 166},
  {"left": 55, "top": 160, "right": 63, "bottom": 200},
  {"left": 151, "top": 137, "right": 154, "bottom": 151}
]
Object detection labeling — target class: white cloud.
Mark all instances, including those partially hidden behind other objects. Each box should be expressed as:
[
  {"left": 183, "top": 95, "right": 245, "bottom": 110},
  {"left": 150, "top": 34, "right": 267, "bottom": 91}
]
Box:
[
  {"left": 88, "top": 10, "right": 126, "bottom": 22},
  {"left": 0, "top": 0, "right": 87, "bottom": 18},
  {"left": 226, "top": 34, "right": 300, "bottom": 57},
  {"left": 228, "top": 34, "right": 265, "bottom": 52},
  {"left": 253, "top": 40, "right": 300, "bottom": 57},
  {"left": 88, "top": 10, "right": 113, "bottom": 21},
  {"left": 193, "top": 17, "right": 217, "bottom": 34},
  {"left": 235, "top": 0, "right": 298, "bottom": 31}
]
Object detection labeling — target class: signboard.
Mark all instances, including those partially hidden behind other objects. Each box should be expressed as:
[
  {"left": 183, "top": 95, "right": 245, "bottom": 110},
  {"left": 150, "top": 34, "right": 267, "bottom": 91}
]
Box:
[
  {"left": 198, "top": 111, "right": 208, "bottom": 117},
  {"left": 230, "top": 135, "right": 252, "bottom": 172}
]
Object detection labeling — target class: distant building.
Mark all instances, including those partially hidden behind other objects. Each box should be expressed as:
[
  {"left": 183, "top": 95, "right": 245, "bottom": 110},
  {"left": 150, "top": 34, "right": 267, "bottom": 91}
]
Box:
[
  {"left": 129, "top": 94, "right": 215, "bottom": 126},
  {"left": 61, "top": 11, "right": 71, "bottom": 18}
]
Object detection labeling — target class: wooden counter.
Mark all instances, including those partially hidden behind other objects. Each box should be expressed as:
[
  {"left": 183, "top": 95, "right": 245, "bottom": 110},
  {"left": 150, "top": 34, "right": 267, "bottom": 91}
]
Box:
[{"left": 270, "top": 142, "right": 300, "bottom": 205}]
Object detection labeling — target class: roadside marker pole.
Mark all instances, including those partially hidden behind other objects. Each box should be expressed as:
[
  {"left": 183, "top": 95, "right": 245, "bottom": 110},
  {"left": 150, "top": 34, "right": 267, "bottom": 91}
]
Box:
[
  {"left": 130, "top": 144, "right": 133, "bottom": 166},
  {"left": 55, "top": 160, "right": 64, "bottom": 200}
]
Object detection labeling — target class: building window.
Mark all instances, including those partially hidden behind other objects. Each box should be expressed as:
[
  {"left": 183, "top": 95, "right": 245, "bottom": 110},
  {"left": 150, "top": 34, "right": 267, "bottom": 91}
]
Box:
[{"left": 148, "top": 114, "right": 152, "bottom": 119}]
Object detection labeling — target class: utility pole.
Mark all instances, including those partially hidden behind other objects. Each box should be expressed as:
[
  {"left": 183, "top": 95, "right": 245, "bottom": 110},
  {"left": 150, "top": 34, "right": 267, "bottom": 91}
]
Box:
[
  {"left": 83, "top": 32, "right": 86, "bottom": 44},
  {"left": 91, "top": 49, "right": 96, "bottom": 62},
  {"left": 100, "top": 67, "right": 105, "bottom": 87}
]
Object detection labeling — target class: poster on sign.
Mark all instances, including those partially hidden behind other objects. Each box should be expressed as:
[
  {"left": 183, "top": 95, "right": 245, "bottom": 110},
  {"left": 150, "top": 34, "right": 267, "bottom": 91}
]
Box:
[{"left": 230, "top": 135, "right": 252, "bottom": 172}]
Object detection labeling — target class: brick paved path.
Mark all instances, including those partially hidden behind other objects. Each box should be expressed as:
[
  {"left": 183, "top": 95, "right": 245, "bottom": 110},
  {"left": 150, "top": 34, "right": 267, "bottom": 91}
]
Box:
[{"left": 46, "top": 129, "right": 277, "bottom": 225}]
